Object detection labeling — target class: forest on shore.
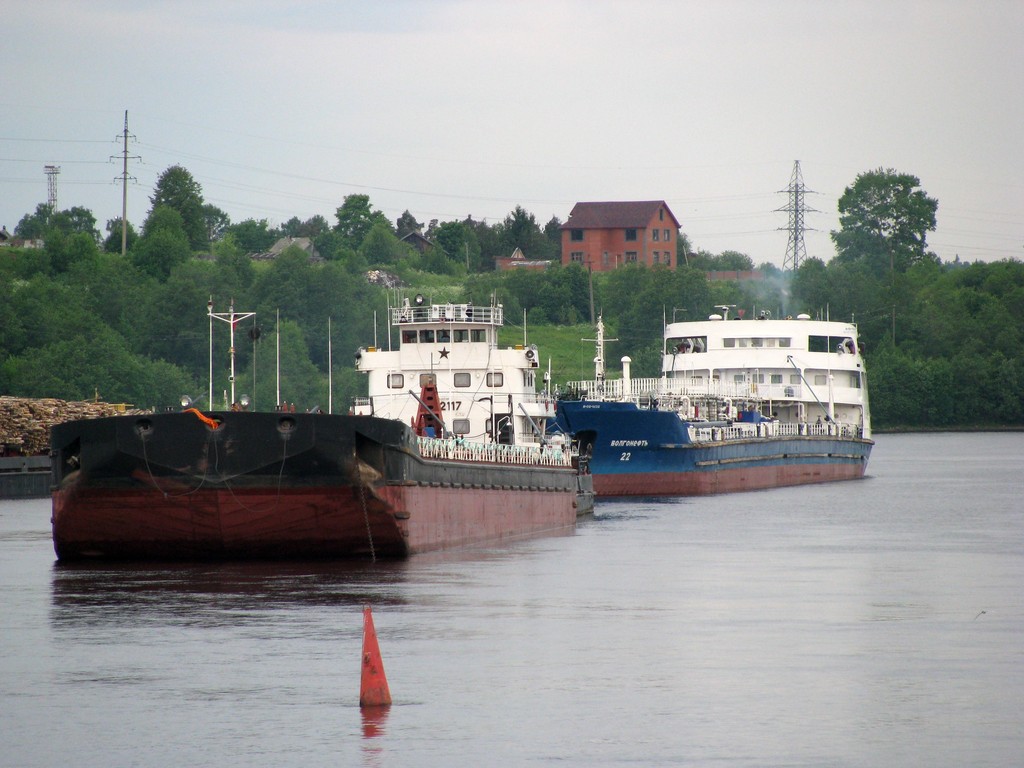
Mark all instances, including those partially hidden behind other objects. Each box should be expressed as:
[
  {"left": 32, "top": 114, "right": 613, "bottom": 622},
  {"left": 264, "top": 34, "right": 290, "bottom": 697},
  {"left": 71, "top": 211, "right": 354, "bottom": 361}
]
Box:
[{"left": 2, "top": 165, "right": 1021, "bottom": 430}]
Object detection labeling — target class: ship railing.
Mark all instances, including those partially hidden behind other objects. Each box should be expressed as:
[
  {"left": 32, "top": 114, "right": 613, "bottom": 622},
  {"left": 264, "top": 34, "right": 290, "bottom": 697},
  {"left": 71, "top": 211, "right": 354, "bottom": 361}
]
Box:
[
  {"left": 416, "top": 436, "right": 573, "bottom": 467},
  {"left": 688, "top": 419, "right": 864, "bottom": 443},
  {"left": 391, "top": 304, "right": 502, "bottom": 326}
]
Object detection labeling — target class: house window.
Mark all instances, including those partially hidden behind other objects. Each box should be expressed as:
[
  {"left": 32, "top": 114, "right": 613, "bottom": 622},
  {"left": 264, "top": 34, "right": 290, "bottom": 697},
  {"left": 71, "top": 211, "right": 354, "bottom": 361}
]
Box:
[
  {"left": 387, "top": 373, "right": 404, "bottom": 388},
  {"left": 602, "top": 252, "right": 609, "bottom": 266},
  {"left": 625, "top": 229, "right": 637, "bottom": 241},
  {"left": 570, "top": 229, "right": 583, "bottom": 241},
  {"left": 486, "top": 372, "right": 503, "bottom": 387},
  {"left": 570, "top": 251, "right": 583, "bottom": 263},
  {"left": 453, "top": 373, "right": 471, "bottom": 387},
  {"left": 652, "top": 252, "right": 659, "bottom": 264},
  {"left": 659, "top": 208, "right": 664, "bottom": 221},
  {"left": 625, "top": 251, "right": 638, "bottom": 262},
  {"left": 652, "top": 229, "right": 659, "bottom": 241},
  {"left": 664, "top": 229, "right": 670, "bottom": 241}
]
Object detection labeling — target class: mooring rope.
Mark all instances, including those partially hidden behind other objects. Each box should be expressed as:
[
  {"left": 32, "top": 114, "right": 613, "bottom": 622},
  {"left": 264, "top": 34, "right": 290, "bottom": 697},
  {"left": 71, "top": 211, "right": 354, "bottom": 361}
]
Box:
[{"left": 358, "top": 480, "right": 377, "bottom": 563}]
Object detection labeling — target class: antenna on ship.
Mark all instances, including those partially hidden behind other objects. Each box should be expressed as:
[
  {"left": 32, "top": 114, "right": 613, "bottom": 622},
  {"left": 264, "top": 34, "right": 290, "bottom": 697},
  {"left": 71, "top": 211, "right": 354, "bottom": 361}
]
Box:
[{"left": 583, "top": 314, "right": 617, "bottom": 396}]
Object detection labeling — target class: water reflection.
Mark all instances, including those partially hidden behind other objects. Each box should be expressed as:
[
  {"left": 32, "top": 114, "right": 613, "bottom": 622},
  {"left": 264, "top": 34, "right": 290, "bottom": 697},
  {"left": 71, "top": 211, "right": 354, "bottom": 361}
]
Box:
[
  {"left": 49, "top": 559, "right": 413, "bottom": 631},
  {"left": 361, "top": 705, "right": 391, "bottom": 767}
]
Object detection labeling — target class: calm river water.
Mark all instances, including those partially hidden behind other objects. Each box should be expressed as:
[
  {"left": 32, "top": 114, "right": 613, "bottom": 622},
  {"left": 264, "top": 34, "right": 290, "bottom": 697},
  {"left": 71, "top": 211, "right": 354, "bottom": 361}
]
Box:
[{"left": 2, "top": 432, "right": 1022, "bottom": 767}]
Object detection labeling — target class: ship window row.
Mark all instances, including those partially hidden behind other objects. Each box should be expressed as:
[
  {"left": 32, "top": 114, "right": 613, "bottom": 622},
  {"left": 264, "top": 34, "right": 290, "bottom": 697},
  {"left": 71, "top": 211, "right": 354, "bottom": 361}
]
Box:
[
  {"left": 401, "top": 329, "right": 487, "bottom": 344},
  {"left": 727, "top": 372, "right": 861, "bottom": 388},
  {"left": 723, "top": 337, "right": 792, "bottom": 348},
  {"left": 387, "top": 372, "right": 504, "bottom": 389}
]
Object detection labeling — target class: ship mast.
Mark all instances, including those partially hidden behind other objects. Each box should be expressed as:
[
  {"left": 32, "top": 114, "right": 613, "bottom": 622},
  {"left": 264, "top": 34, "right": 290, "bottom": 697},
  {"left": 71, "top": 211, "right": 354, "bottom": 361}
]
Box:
[
  {"left": 583, "top": 314, "right": 617, "bottom": 398},
  {"left": 208, "top": 299, "right": 255, "bottom": 408}
]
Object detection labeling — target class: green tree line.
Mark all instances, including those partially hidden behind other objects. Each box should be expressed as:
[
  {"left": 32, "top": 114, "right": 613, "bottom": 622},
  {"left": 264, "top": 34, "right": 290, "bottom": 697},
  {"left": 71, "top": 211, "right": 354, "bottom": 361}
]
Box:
[{"left": 2, "top": 165, "right": 1021, "bottom": 429}]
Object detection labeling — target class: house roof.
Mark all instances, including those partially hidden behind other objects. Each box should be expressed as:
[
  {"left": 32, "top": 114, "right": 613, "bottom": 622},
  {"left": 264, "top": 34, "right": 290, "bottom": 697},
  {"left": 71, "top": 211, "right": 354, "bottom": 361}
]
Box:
[{"left": 561, "top": 201, "right": 680, "bottom": 230}]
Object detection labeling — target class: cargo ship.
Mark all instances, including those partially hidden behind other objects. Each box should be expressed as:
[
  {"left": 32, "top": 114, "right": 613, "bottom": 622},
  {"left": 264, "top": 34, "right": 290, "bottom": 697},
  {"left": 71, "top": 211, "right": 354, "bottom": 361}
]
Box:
[
  {"left": 50, "top": 299, "right": 592, "bottom": 561},
  {"left": 554, "top": 308, "right": 872, "bottom": 497}
]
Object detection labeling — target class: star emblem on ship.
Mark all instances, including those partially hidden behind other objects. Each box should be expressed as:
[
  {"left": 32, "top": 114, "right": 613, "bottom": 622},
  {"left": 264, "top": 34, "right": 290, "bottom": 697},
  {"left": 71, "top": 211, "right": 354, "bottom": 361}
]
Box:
[{"left": 439, "top": 347, "right": 450, "bottom": 359}]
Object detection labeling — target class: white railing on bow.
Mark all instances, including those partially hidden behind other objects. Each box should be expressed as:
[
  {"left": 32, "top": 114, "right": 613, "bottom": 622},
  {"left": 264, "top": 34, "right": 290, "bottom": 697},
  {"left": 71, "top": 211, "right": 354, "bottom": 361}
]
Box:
[{"left": 415, "top": 436, "right": 573, "bottom": 467}]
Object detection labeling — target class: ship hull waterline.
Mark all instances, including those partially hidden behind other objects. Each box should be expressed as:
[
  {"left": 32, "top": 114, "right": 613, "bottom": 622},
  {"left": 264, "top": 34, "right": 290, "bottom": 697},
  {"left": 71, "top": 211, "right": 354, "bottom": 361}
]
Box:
[{"left": 589, "top": 442, "right": 871, "bottom": 497}]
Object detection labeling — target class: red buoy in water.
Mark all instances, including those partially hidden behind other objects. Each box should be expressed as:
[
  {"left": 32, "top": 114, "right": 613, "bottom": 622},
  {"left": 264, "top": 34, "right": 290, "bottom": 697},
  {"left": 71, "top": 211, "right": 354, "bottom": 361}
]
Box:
[{"left": 359, "top": 605, "right": 392, "bottom": 707}]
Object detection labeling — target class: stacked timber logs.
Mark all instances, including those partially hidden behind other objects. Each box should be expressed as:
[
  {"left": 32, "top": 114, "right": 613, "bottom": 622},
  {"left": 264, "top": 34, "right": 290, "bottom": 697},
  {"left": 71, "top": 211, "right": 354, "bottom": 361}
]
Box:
[{"left": 0, "top": 397, "right": 149, "bottom": 456}]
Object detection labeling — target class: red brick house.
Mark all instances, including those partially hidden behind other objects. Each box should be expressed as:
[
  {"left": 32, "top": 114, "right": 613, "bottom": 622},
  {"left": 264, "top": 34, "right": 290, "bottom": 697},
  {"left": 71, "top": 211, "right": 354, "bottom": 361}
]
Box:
[{"left": 560, "top": 200, "right": 681, "bottom": 271}]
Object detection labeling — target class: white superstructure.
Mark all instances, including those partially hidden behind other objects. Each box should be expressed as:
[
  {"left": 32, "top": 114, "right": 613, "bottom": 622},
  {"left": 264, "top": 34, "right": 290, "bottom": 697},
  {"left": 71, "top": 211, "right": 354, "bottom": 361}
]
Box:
[
  {"left": 566, "top": 310, "right": 871, "bottom": 439},
  {"left": 353, "top": 298, "right": 557, "bottom": 447}
]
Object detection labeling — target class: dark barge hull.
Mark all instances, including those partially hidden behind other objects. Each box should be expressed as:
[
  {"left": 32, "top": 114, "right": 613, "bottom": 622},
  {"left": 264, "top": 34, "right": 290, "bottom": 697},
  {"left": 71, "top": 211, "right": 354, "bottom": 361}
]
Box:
[
  {"left": 1, "top": 455, "right": 52, "bottom": 499},
  {"left": 51, "top": 411, "right": 581, "bottom": 561}
]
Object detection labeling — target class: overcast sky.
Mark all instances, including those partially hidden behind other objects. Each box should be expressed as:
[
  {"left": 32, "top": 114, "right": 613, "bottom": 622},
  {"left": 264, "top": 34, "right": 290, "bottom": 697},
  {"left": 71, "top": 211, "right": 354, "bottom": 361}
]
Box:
[{"left": 2, "top": 0, "right": 1021, "bottom": 268}]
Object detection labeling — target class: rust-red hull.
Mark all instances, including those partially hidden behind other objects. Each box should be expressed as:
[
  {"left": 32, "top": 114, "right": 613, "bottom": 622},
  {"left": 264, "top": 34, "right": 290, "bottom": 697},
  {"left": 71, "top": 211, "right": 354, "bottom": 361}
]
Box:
[
  {"left": 51, "top": 482, "right": 579, "bottom": 560},
  {"left": 593, "top": 458, "right": 867, "bottom": 497}
]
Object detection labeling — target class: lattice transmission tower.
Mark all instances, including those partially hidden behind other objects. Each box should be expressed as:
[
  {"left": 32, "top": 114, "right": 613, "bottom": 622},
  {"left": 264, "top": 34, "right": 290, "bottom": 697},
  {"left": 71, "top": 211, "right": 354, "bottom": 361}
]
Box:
[
  {"left": 777, "top": 160, "right": 817, "bottom": 272},
  {"left": 45, "top": 164, "right": 61, "bottom": 210}
]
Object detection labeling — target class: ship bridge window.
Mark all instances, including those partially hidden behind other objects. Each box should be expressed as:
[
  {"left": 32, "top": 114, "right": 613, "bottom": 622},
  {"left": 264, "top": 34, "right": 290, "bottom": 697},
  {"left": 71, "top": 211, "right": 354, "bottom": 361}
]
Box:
[
  {"left": 419, "top": 330, "right": 435, "bottom": 343},
  {"left": 454, "top": 373, "right": 471, "bottom": 387},
  {"left": 751, "top": 338, "right": 763, "bottom": 347},
  {"left": 779, "top": 338, "right": 791, "bottom": 347},
  {"left": 850, "top": 372, "right": 862, "bottom": 388},
  {"left": 809, "top": 335, "right": 853, "bottom": 353},
  {"left": 387, "top": 373, "right": 404, "bottom": 389},
  {"left": 471, "top": 329, "right": 487, "bottom": 342},
  {"left": 668, "top": 336, "right": 707, "bottom": 354},
  {"left": 724, "top": 338, "right": 736, "bottom": 348},
  {"left": 402, "top": 330, "right": 417, "bottom": 344},
  {"left": 486, "top": 372, "right": 504, "bottom": 387},
  {"left": 770, "top": 374, "right": 783, "bottom": 384},
  {"left": 437, "top": 329, "right": 451, "bottom": 343},
  {"left": 454, "top": 329, "right": 469, "bottom": 342}
]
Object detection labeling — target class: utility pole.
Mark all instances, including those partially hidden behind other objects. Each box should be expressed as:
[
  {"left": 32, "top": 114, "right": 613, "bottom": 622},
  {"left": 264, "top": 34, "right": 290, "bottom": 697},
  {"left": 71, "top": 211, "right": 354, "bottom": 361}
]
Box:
[
  {"left": 777, "top": 160, "right": 817, "bottom": 272},
  {"left": 112, "top": 111, "right": 140, "bottom": 256}
]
